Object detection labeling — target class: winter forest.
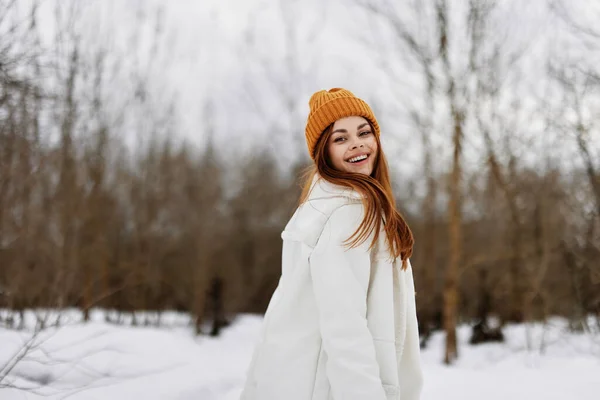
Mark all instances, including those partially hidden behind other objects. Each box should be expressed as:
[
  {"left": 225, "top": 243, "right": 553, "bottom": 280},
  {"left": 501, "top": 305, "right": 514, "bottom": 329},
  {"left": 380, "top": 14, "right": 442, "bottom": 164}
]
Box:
[{"left": 1, "top": 0, "right": 599, "bottom": 399}]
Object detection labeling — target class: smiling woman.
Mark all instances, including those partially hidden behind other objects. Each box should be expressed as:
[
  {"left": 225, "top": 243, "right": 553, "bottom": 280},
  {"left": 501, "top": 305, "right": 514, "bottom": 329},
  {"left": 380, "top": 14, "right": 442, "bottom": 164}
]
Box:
[
  {"left": 327, "top": 116, "right": 378, "bottom": 175},
  {"left": 240, "top": 88, "right": 422, "bottom": 400}
]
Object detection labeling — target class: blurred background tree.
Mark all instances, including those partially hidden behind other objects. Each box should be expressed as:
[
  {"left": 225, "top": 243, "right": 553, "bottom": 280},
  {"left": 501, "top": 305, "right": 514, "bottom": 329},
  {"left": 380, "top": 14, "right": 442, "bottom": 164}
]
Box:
[{"left": 0, "top": 0, "right": 598, "bottom": 365}]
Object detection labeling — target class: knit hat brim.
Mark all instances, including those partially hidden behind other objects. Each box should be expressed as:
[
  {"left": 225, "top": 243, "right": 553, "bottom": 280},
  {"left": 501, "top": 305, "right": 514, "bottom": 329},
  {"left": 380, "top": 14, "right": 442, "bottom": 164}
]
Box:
[{"left": 305, "top": 96, "right": 380, "bottom": 159}]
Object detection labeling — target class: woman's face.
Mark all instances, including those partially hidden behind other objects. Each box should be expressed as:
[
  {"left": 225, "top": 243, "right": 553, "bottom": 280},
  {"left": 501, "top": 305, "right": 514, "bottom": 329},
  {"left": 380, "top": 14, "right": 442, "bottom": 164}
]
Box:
[{"left": 327, "top": 116, "right": 378, "bottom": 176}]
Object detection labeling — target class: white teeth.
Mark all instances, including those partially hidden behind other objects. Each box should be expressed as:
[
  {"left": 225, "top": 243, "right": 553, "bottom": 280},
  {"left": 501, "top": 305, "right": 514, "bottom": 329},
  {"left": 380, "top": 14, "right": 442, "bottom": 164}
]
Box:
[{"left": 348, "top": 154, "right": 368, "bottom": 163}]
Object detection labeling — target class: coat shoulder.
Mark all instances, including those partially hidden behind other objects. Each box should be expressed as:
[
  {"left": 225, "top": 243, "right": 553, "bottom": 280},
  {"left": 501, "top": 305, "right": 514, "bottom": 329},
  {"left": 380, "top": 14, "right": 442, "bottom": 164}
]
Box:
[{"left": 282, "top": 196, "right": 363, "bottom": 248}]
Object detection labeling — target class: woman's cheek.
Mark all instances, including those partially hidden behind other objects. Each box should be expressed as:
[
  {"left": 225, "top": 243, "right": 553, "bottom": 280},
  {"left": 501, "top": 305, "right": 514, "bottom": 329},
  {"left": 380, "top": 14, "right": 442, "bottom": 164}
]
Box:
[{"left": 334, "top": 148, "right": 345, "bottom": 168}]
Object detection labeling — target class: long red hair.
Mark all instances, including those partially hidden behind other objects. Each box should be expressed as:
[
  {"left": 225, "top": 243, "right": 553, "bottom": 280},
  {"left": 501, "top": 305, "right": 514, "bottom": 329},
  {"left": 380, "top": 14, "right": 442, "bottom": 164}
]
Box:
[{"left": 299, "top": 122, "right": 414, "bottom": 270}]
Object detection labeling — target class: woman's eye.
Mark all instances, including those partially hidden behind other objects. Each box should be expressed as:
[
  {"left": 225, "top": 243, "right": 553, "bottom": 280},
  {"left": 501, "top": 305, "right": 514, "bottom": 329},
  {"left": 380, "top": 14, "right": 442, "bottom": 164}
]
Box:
[
  {"left": 359, "top": 131, "right": 372, "bottom": 136},
  {"left": 334, "top": 137, "right": 345, "bottom": 143}
]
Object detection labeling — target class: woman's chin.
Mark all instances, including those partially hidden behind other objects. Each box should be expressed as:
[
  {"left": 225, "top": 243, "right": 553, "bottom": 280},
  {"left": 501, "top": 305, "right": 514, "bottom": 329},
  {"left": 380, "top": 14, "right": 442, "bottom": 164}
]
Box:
[{"left": 348, "top": 167, "right": 372, "bottom": 176}]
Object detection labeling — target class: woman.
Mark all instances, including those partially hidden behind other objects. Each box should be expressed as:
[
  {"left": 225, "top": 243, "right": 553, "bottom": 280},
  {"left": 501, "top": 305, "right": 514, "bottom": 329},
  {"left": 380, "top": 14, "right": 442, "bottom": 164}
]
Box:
[{"left": 240, "top": 88, "right": 423, "bottom": 400}]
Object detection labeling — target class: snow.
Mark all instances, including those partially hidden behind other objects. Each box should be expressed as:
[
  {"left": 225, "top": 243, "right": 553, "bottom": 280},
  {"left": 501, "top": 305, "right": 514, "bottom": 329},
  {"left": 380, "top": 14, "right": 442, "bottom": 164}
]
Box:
[{"left": 1, "top": 310, "right": 599, "bottom": 399}]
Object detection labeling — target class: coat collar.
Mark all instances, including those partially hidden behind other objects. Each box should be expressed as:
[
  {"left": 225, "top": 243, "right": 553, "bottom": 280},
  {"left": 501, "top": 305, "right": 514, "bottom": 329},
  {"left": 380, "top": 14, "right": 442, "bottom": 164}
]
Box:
[{"left": 307, "top": 173, "right": 364, "bottom": 201}]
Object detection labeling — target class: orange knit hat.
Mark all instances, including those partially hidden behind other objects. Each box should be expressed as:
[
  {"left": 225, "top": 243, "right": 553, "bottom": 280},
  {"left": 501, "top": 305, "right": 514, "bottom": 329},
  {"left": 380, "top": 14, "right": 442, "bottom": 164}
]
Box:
[{"left": 305, "top": 88, "right": 380, "bottom": 160}]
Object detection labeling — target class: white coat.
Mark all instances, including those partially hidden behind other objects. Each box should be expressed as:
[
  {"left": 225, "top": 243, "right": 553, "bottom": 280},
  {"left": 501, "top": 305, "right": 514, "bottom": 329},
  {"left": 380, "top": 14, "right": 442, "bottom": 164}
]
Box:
[{"left": 240, "top": 174, "right": 423, "bottom": 400}]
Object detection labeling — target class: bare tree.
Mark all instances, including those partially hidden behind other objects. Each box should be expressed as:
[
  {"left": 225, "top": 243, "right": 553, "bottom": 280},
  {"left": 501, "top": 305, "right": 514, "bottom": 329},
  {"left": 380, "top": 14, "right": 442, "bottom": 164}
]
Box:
[{"left": 360, "top": 0, "right": 473, "bottom": 364}]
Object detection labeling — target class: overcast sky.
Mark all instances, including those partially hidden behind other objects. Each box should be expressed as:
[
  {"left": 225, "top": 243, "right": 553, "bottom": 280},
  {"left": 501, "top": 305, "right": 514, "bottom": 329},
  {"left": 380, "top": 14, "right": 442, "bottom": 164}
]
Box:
[{"left": 24, "top": 0, "right": 600, "bottom": 179}]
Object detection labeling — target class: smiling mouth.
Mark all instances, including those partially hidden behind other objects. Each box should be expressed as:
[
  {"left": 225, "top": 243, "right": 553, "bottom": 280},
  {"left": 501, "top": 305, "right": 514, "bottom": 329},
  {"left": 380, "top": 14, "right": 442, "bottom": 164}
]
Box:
[{"left": 346, "top": 153, "right": 370, "bottom": 164}]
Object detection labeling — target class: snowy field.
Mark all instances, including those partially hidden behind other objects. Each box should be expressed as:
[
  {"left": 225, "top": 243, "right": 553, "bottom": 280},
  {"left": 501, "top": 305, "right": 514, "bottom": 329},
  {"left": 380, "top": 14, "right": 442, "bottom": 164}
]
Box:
[{"left": 1, "top": 310, "right": 599, "bottom": 400}]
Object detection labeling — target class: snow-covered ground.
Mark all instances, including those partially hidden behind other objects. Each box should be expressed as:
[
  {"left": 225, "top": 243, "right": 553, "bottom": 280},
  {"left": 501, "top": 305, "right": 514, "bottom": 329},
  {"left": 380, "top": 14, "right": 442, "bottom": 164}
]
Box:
[{"left": 1, "top": 310, "right": 599, "bottom": 399}]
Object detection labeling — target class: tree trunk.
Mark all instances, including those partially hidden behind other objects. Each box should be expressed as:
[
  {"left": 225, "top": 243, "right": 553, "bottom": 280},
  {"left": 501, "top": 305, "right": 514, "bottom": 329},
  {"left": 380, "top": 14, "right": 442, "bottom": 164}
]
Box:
[
  {"left": 209, "top": 277, "right": 227, "bottom": 337},
  {"left": 444, "top": 106, "right": 463, "bottom": 365}
]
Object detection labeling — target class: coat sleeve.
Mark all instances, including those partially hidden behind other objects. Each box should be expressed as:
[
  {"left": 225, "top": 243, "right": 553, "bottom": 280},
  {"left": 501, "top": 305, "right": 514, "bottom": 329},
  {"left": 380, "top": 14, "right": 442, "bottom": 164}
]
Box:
[
  {"left": 239, "top": 279, "right": 284, "bottom": 399},
  {"left": 309, "top": 204, "right": 387, "bottom": 400},
  {"left": 398, "top": 260, "right": 424, "bottom": 400}
]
